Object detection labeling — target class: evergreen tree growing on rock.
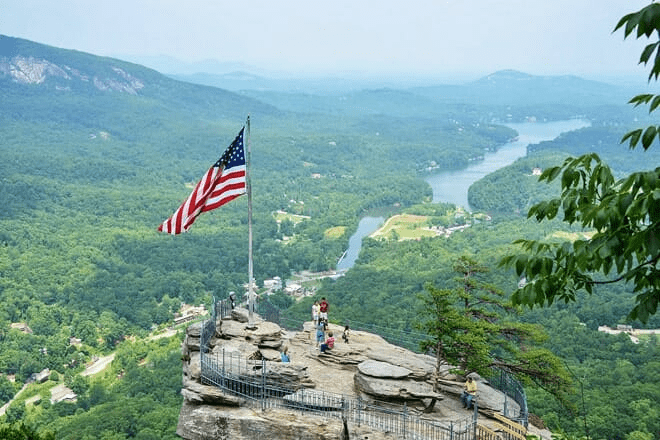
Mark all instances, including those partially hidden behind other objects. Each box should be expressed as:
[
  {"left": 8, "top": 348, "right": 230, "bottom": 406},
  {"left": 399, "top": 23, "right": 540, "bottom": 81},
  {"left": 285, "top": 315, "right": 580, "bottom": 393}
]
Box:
[{"left": 418, "top": 256, "right": 571, "bottom": 402}]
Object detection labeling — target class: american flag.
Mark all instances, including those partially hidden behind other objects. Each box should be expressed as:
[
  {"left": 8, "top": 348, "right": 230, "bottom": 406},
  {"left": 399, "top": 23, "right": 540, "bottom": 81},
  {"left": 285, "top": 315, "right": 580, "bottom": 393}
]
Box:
[{"left": 158, "top": 128, "right": 247, "bottom": 234}]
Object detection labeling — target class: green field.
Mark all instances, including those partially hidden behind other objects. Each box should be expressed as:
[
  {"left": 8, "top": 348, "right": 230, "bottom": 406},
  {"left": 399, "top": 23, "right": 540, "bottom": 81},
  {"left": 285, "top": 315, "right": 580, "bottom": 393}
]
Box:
[{"left": 371, "top": 214, "right": 437, "bottom": 241}]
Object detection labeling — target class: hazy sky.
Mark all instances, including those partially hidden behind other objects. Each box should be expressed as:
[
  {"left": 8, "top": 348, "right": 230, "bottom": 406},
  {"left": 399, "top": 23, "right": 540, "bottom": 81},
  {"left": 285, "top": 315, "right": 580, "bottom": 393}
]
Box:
[{"left": 2, "top": 0, "right": 653, "bottom": 79}]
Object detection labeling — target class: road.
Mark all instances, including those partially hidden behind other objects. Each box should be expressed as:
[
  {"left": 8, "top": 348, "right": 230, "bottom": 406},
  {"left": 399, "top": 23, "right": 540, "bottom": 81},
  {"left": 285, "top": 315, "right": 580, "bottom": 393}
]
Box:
[
  {"left": 0, "top": 383, "right": 28, "bottom": 416},
  {"left": 0, "top": 327, "right": 181, "bottom": 415},
  {"left": 81, "top": 353, "right": 116, "bottom": 377}
]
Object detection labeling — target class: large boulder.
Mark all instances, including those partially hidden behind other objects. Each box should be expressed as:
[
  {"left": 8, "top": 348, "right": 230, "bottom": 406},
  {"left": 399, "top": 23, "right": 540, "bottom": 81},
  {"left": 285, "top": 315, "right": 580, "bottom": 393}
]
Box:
[
  {"left": 211, "top": 339, "right": 260, "bottom": 359},
  {"left": 245, "top": 321, "right": 283, "bottom": 345},
  {"left": 354, "top": 360, "right": 440, "bottom": 402},
  {"left": 183, "top": 351, "right": 201, "bottom": 381},
  {"left": 363, "top": 347, "right": 435, "bottom": 381},
  {"left": 230, "top": 308, "right": 251, "bottom": 323},
  {"left": 354, "top": 374, "right": 442, "bottom": 402},
  {"left": 218, "top": 319, "right": 249, "bottom": 339},
  {"left": 218, "top": 319, "right": 282, "bottom": 347},
  {"left": 357, "top": 360, "right": 412, "bottom": 379},
  {"left": 181, "top": 376, "right": 243, "bottom": 406},
  {"left": 186, "top": 322, "right": 202, "bottom": 337},
  {"left": 184, "top": 323, "right": 202, "bottom": 352},
  {"left": 266, "top": 362, "right": 315, "bottom": 389}
]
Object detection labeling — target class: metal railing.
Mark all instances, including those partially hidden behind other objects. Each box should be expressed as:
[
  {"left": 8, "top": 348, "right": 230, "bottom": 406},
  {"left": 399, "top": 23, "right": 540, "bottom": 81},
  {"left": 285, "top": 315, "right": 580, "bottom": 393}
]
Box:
[
  {"left": 200, "top": 346, "right": 477, "bottom": 440},
  {"left": 205, "top": 295, "right": 527, "bottom": 429},
  {"left": 487, "top": 368, "right": 528, "bottom": 426},
  {"left": 274, "top": 302, "right": 528, "bottom": 427},
  {"left": 199, "top": 296, "right": 218, "bottom": 353}
]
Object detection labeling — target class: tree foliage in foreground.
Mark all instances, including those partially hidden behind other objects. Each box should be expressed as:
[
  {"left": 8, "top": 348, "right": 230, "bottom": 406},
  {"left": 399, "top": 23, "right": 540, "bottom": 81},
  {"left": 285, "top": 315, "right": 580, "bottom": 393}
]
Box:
[
  {"left": 418, "top": 256, "right": 572, "bottom": 402},
  {"left": 501, "top": 4, "right": 660, "bottom": 323}
]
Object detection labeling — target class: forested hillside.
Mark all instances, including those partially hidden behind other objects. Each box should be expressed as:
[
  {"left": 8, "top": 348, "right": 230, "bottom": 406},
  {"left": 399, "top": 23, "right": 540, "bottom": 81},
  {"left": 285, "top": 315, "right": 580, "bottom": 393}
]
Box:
[
  {"left": 0, "top": 35, "right": 514, "bottom": 436},
  {"left": 468, "top": 124, "right": 660, "bottom": 214},
  {"left": 2, "top": 33, "right": 658, "bottom": 440}
]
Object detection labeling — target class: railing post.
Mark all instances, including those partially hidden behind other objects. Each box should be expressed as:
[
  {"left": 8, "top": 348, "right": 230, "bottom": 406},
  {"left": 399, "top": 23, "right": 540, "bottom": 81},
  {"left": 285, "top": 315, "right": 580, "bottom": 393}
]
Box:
[
  {"left": 357, "top": 397, "right": 362, "bottom": 427},
  {"left": 261, "top": 358, "right": 266, "bottom": 411},
  {"left": 341, "top": 397, "right": 347, "bottom": 422},
  {"left": 402, "top": 402, "right": 407, "bottom": 439},
  {"left": 473, "top": 400, "right": 478, "bottom": 440}
]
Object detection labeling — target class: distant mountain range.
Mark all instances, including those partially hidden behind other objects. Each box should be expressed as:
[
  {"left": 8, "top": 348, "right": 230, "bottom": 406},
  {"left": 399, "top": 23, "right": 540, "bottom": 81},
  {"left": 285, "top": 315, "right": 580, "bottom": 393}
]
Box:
[
  {"left": 164, "top": 66, "right": 632, "bottom": 120},
  {"left": 0, "top": 35, "right": 277, "bottom": 122},
  {"left": 2, "top": 32, "right": 644, "bottom": 137},
  {"left": 2, "top": 33, "right": 634, "bottom": 119},
  {"left": 410, "top": 69, "right": 631, "bottom": 107}
]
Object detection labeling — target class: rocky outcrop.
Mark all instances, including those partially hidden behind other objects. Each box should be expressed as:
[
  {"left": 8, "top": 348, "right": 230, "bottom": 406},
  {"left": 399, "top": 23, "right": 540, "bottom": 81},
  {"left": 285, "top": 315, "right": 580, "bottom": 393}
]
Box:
[
  {"left": 0, "top": 55, "right": 145, "bottom": 94},
  {"left": 354, "top": 360, "right": 442, "bottom": 402},
  {"left": 176, "top": 310, "right": 530, "bottom": 439},
  {"left": 177, "top": 403, "right": 401, "bottom": 440}
]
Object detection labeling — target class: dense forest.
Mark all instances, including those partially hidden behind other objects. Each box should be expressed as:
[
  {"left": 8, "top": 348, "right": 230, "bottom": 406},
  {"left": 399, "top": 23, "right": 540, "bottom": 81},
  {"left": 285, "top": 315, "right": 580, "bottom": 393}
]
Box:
[{"left": 1, "top": 34, "right": 659, "bottom": 439}]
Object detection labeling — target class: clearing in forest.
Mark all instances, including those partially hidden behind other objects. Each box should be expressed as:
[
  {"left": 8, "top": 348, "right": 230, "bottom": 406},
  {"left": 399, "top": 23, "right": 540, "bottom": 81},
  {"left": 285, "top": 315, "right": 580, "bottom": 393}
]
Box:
[{"left": 370, "top": 214, "right": 436, "bottom": 241}]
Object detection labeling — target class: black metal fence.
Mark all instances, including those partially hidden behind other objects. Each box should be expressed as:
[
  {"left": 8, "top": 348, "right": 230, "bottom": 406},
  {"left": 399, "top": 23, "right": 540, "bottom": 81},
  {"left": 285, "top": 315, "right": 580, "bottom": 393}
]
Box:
[
  {"left": 272, "top": 304, "right": 528, "bottom": 426},
  {"left": 487, "top": 368, "right": 528, "bottom": 426},
  {"left": 206, "top": 295, "right": 528, "bottom": 428},
  {"left": 200, "top": 346, "right": 477, "bottom": 440}
]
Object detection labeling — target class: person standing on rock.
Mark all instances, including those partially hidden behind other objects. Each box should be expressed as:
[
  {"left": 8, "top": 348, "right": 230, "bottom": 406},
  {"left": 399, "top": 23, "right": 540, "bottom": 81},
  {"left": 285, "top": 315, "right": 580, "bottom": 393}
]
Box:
[
  {"left": 280, "top": 344, "right": 290, "bottom": 363},
  {"left": 316, "top": 319, "right": 326, "bottom": 347},
  {"left": 312, "top": 301, "right": 320, "bottom": 325},
  {"left": 461, "top": 377, "right": 478, "bottom": 409},
  {"left": 319, "top": 297, "right": 329, "bottom": 321}
]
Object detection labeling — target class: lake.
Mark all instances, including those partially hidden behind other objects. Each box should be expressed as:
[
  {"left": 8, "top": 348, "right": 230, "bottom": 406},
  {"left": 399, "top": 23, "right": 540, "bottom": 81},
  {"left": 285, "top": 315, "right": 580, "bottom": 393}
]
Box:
[
  {"left": 425, "top": 119, "right": 590, "bottom": 209},
  {"left": 336, "top": 119, "right": 591, "bottom": 271}
]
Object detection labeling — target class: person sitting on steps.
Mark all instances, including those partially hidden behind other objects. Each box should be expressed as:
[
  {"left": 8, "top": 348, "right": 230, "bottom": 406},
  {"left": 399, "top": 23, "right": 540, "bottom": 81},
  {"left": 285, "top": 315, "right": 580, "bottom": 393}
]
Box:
[
  {"left": 461, "top": 376, "right": 478, "bottom": 409},
  {"left": 320, "top": 331, "right": 335, "bottom": 353}
]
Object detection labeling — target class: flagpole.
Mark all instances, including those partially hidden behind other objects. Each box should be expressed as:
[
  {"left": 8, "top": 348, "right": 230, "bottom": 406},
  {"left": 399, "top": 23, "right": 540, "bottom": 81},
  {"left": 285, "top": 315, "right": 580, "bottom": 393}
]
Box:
[{"left": 246, "top": 115, "right": 255, "bottom": 328}]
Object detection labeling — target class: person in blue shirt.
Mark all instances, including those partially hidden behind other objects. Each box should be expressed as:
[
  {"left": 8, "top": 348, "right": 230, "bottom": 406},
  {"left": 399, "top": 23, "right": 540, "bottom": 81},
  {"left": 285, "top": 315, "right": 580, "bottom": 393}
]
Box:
[{"left": 316, "top": 319, "right": 326, "bottom": 347}]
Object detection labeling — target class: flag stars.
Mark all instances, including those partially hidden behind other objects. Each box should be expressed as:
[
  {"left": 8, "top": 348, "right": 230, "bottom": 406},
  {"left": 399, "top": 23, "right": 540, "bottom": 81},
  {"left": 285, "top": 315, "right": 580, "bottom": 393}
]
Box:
[
  {"left": 215, "top": 129, "right": 245, "bottom": 168},
  {"left": 159, "top": 126, "right": 247, "bottom": 234}
]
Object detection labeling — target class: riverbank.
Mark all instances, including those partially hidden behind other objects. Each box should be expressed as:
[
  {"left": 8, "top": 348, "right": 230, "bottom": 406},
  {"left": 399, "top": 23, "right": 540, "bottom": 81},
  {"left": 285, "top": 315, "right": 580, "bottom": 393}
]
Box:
[
  {"left": 425, "top": 119, "right": 591, "bottom": 209},
  {"left": 333, "top": 120, "right": 592, "bottom": 274},
  {"left": 369, "top": 211, "right": 489, "bottom": 241}
]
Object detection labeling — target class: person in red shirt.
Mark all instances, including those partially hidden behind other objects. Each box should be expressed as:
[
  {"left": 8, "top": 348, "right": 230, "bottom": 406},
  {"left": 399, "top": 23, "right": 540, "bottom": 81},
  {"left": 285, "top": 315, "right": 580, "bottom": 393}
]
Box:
[
  {"left": 319, "top": 297, "right": 329, "bottom": 321},
  {"left": 320, "top": 331, "right": 334, "bottom": 353}
]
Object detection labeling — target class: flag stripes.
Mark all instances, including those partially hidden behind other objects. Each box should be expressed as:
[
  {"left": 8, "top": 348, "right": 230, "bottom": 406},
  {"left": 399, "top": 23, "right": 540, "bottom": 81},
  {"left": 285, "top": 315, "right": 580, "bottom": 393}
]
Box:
[{"left": 158, "top": 128, "right": 246, "bottom": 234}]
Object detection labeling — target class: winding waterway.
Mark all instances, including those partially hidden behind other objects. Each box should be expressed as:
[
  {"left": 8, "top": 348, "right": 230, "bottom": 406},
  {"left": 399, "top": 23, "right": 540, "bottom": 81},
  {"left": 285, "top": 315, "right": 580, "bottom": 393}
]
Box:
[
  {"left": 425, "top": 119, "right": 590, "bottom": 209},
  {"left": 336, "top": 216, "right": 385, "bottom": 271},
  {"left": 336, "top": 119, "right": 590, "bottom": 271}
]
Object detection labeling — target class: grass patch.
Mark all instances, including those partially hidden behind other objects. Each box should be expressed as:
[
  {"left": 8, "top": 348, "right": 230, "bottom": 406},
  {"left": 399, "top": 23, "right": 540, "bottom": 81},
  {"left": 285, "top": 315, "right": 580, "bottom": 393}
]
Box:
[
  {"left": 324, "top": 226, "right": 346, "bottom": 239},
  {"left": 550, "top": 230, "right": 594, "bottom": 241},
  {"left": 273, "top": 210, "right": 311, "bottom": 224},
  {"left": 371, "top": 214, "right": 435, "bottom": 241}
]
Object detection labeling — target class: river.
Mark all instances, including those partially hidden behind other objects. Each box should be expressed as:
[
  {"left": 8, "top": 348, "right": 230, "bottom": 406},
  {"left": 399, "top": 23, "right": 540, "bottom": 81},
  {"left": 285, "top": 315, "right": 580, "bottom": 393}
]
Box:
[
  {"left": 425, "top": 119, "right": 590, "bottom": 209},
  {"left": 336, "top": 119, "right": 590, "bottom": 271},
  {"left": 336, "top": 216, "right": 385, "bottom": 271}
]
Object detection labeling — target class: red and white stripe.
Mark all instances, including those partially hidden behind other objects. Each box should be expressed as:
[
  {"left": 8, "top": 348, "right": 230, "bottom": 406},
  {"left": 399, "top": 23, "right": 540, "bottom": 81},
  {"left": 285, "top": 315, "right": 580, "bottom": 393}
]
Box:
[{"left": 158, "top": 163, "right": 246, "bottom": 234}]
